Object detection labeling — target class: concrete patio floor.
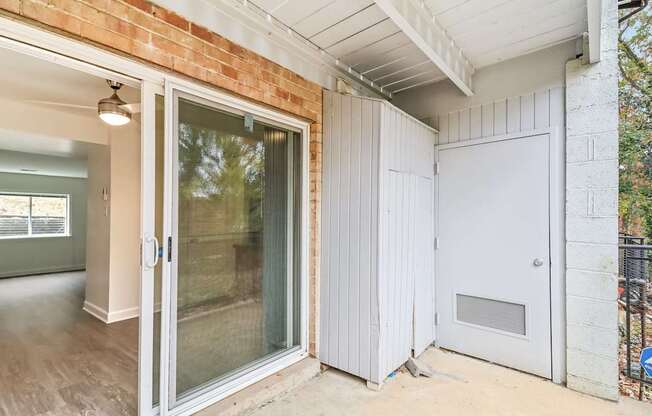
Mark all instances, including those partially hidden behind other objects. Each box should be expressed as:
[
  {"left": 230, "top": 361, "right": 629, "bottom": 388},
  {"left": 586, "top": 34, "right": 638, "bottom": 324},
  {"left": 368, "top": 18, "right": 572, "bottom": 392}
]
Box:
[{"left": 249, "top": 348, "right": 650, "bottom": 416}]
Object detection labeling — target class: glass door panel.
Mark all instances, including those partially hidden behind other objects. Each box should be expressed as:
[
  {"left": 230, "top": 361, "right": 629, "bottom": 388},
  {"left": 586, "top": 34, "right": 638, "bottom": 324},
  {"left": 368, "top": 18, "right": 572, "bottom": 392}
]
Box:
[{"left": 171, "top": 93, "right": 302, "bottom": 405}]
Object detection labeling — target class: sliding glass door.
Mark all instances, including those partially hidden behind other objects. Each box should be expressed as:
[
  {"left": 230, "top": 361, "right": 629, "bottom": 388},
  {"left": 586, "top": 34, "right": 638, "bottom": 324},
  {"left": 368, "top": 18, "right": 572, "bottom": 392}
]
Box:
[{"left": 164, "top": 88, "right": 305, "bottom": 411}]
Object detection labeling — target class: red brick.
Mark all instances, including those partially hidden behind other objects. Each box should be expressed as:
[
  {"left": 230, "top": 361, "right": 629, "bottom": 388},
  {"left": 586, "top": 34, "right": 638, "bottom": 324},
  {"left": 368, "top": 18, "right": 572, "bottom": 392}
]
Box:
[
  {"left": 189, "top": 23, "right": 212, "bottom": 43},
  {"left": 151, "top": 5, "right": 188, "bottom": 31},
  {"left": 220, "top": 63, "right": 238, "bottom": 80},
  {"left": 131, "top": 40, "right": 172, "bottom": 68},
  {"left": 22, "top": 0, "right": 83, "bottom": 35},
  {"left": 122, "top": 0, "right": 151, "bottom": 13},
  {"left": 81, "top": 21, "right": 131, "bottom": 52},
  {"left": 0, "top": 0, "right": 20, "bottom": 13}
]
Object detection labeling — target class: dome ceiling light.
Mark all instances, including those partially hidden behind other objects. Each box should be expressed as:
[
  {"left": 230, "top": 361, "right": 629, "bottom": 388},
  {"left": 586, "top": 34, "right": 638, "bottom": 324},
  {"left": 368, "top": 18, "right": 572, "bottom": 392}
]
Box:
[{"left": 98, "top": 80, "right": 131, "bottom": 126}]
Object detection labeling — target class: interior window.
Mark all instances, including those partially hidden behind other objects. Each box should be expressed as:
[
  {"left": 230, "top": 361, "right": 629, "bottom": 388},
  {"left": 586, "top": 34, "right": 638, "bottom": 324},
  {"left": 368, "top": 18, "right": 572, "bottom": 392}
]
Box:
[{"left": 0, "top": 193, "right": 69, "bottom": 238}]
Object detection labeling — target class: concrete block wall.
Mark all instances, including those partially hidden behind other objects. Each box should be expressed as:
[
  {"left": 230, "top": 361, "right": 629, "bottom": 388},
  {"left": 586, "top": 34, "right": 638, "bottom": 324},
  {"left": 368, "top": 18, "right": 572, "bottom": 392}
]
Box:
[{"left": 564, "top": 0, "right": 619, "bottom": 401}]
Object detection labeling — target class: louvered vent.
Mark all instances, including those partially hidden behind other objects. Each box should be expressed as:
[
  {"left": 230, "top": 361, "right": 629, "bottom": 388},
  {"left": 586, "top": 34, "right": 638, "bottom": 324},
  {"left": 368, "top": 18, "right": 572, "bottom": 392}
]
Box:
[{"left": 456, "top": 294, "right": 526, "bottom": 335}]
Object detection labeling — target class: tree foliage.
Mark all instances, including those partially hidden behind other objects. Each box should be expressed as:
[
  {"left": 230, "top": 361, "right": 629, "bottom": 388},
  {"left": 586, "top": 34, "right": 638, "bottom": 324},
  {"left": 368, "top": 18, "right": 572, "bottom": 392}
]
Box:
[{"left": 619, "top": 7, "right": 652, "bottom": 237}]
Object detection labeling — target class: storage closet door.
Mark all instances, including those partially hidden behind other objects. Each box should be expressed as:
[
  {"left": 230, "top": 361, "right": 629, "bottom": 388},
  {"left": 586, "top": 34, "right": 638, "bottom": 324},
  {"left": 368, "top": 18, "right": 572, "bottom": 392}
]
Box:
[{"left": 412, "top": 174, "right": 435, "bottom": 357}]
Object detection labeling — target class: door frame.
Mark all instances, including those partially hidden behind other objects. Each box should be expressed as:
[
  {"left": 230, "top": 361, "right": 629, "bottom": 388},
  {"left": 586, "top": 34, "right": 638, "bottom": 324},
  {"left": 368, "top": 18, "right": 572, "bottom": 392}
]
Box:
[
  {"left": 0, "top": 16, "right": 311, "bottom": 416},
  {"left": 160, "top": 78, "right": 311, "bottom": 416},
  {"left": 434, "top": 127, "right": 564, "bottom": 384}
]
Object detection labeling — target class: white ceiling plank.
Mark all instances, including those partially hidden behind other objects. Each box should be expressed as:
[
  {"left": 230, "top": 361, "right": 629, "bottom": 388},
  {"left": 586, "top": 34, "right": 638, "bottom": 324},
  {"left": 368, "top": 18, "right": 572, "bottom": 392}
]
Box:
[
  {"left": 586, "top": 0, "right": 601, "bottom": 63},
  {"left": 451, "top": 0, "right": 585, "bottom": 50},
  {"left": 374, "top": 0, "right": 474, "bottom": 96},
  {"left": 270, "top": 0, "right": 335, "bottom": 27},
  {"left": 291, "top": 0, "right": 375, "bottom": 38},
  {"left": 309, "top": 5, "right": 387, "bottom": 47},
  {"left": 325, "top": 19, "right": 399, "bottom": 57},
  {"left": 472, "top": 23, "right": 583, "bottom": 67},
  {"left": 465, "top": 7, "right": 585, "bottom": 63},
  {"left": 354, "top": 42, "right": 423, "bottom": 72},
  {"left": 343, "top": 32, "right": 412, "bottom": 66}
]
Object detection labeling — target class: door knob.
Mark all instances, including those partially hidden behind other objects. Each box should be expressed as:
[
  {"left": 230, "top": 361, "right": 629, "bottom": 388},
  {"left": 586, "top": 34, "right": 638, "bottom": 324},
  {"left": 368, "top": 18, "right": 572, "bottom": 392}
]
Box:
[{"left": 533, "top": 258, "right": 544, "bottom": 267}]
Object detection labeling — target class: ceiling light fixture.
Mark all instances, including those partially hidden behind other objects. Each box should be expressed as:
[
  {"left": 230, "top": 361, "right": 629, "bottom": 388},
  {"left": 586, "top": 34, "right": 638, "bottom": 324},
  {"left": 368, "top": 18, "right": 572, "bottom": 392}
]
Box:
[{"left": 98, "top": 80, "right": 131, "bottom": 126}]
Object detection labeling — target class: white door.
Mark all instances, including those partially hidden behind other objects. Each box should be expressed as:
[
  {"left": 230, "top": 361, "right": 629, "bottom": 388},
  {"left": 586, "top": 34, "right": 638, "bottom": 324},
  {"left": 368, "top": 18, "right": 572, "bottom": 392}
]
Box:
[{"left": 436, "top": 134, "right": 552, "bottom": 378}]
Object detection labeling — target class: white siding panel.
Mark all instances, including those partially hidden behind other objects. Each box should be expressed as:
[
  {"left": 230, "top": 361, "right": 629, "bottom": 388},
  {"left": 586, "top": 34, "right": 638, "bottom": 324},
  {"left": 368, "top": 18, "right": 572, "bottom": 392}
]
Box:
[
  {"left": 494, "top": 99, "right": 507, "bottom": 136},
  {"left": 470, "top": 105, "right": 482, "bottom": 139},
  {"left": 321, "top": 91, "right": 436, "bottom": 385},
  {"left": 327, "top": 92, "right": 340, "bottom": 366},
  {"left": 459, "top": 108, "right": 470, "bottom": 141},
  {"left": 449, "top": 111, "right": 460, "bottom": 143},
  {"left": 481, "top": 103, "right": 494, "bottom": 137},
  {"left": 338, "top": 94, "right": 351, "bottom": 370},
  {"left": 535, "top": 89, "right": 550, "bottom": 130},
  {"left": 438, "top": 114, "right": 449, "bottom": 144},
  {"left": 358, "top": 98, "right": 373, "bottom": 380},
  {"left": 431, "top": 87, "right": 564, "bottom": 144},
  {"left": 520, "top": 92, "right": 535, "bottom": 131},
  {"left": 507, "top": 96, "right": 521, "bottom": 133}
]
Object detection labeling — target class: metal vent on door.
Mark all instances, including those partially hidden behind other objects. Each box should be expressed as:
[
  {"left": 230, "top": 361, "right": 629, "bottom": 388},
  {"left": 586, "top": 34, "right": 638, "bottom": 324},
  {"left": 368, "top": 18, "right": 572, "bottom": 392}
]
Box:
[{"left": 456, "top": 294, "right": 526, "bottom": 336}]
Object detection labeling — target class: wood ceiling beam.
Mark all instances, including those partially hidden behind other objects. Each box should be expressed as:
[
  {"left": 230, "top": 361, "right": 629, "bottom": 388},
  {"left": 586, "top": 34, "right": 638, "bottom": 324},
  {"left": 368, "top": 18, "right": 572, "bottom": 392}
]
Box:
[{"left": 374, "top": 0, "right": 474, "bottom": 96}]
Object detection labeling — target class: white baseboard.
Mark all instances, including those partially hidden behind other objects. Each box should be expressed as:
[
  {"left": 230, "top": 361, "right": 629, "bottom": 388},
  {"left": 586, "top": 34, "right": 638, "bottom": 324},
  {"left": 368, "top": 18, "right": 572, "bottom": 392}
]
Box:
[
  {"left": 107, "top": 306, "right": 140, "bottom": 323},
  {"left": 83, "top": 300, "right": 139, "bottom": 324},
  {"left": 0, "top": 264, "right": 85, "bottom": 279},
  {"left": 83, "top": 300, "right": 109, "bottom": 323}
]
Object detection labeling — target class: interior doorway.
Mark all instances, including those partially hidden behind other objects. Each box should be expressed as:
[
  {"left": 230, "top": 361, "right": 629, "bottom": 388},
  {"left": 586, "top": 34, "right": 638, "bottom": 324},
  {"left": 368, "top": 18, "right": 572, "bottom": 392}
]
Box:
[{"left": 0, "top": 46, "right": 143, "bottom": 415}]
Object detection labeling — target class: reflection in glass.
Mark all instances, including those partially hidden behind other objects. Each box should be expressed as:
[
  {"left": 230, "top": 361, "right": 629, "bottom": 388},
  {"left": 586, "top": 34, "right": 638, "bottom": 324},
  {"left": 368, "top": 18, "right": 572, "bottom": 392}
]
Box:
[{"left": 174, "top": 97, "right": 301, "bottom": 402}]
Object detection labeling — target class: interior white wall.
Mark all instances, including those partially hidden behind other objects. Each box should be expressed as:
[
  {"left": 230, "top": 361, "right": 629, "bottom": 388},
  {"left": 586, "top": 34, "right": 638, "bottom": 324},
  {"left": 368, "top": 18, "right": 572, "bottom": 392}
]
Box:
[
  {"left": 84, "top": 120, "right": 141, "bottom": 323},
  {"left": 107, "top": 121, "right": 141, "bottom": 320},
  {"left": 0, "top": 172, "right": 87, "bottom": 278},
  {"left": 85, "top": 143, "right": 111, "bottom": 316},
  {"left": 392, "top": 40, "right": 577, "bottom": 124}
]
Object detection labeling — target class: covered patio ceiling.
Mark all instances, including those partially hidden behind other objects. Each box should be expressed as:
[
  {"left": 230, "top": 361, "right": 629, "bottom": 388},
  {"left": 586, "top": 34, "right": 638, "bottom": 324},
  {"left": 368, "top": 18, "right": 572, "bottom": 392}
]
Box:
[{"left": 224, "top": 0, "right": 587, "bottom": 98}]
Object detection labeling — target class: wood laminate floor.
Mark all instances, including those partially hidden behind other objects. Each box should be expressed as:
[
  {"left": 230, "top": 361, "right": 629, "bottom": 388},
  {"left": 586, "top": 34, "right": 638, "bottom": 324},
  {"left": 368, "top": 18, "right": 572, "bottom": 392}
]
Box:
[{"left": 0, "top": 272, "right": 138, "bottom": 416}]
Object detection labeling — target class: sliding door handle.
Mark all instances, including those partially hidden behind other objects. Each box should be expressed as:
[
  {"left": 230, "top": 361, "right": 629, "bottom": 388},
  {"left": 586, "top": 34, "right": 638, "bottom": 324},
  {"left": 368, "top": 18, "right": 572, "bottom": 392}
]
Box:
[{"left": 145, "top": 235, "right": 160, "bottom": 269}]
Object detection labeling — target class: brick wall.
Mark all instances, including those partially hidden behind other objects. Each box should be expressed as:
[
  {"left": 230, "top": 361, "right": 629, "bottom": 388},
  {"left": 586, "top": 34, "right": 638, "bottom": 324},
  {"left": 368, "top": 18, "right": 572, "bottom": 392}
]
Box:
[
  {"left": 564, "top": 0, "right": 619, "bottom": 400},
  {"left": 0, "top": 0, "right": 322, "bottom": 354}
]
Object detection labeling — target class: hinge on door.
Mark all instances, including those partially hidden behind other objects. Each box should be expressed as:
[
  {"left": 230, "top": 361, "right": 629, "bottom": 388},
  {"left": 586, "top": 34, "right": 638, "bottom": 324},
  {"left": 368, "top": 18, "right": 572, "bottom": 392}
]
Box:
[
  {"left": 433, "top": 162, "right": 440, "bottom": 175},
  {"left": 167, "top": 236, "right": 172, "bottom": 262},
  {"left": 435, "top": 313, "right": 440, "bottom": 326},
  {"left": 434, "top": 237, "right": 440, "bottom": 250}
]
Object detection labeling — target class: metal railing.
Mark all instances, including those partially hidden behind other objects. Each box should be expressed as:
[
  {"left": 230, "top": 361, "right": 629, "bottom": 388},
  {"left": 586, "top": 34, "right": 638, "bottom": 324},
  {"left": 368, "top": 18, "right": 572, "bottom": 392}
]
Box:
[{"left": 619, "top": 235, "right": 652, "bottom": 400}]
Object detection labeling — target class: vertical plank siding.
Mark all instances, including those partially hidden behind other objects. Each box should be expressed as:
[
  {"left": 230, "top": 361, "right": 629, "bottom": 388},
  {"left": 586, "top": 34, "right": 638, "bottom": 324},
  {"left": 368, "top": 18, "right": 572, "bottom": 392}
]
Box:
[
  {"left": 321, "top": 91, "right": 436, "bottom": 384},
  {"left": 435, "top": 87, "right": 564, "bottom": 144}
]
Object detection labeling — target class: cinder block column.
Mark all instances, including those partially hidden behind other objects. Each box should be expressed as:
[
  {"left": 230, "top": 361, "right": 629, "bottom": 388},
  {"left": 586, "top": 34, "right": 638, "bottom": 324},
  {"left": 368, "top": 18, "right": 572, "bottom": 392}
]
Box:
[{"left": 565, "top": 0, "right": 619, "bottom": 401}]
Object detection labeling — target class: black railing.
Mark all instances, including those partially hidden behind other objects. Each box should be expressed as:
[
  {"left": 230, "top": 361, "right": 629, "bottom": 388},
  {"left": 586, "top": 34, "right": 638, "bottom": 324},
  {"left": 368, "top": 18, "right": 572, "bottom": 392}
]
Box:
[{"left": 619, "top": 235, "right": 652, "bottom": 400}]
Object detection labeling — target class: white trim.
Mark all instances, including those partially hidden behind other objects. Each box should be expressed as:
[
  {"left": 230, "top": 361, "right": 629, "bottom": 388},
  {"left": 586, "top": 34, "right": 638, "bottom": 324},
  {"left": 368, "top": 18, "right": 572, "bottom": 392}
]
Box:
[
  {"left": 83, "top": 301, "right": 141, "bottom": 323},
  {"left": 108, "top": 306, "right": 141, "bottom": 323},
  {"left": 162, "top": 80, "right": 311, "bottom": 415},
  {"left": 0, "top": 16, "right": 162, "bottom": 86},
  {"left": 0, "top": 265, "right": 85, "bottom": 279},
  {"left": 548, "top": 126, "right": 566, "bottom": 384},
  {"left": 586, "top": 0, "right": 602, "bottom": 64},
  {"left": 170, "top": 352, "right": 309, "bottom": 416},
  {"left": 139, "top": 80, "right": 160, "bottom": 416},
  {"left": 83, "top": 300, "right": 109, "bottom": 322},
  {"left": 373, "top": 0, "right": 474, "bottom": 96},
  {"left": 435, "top": 128, "right": 565, "bottom": 384}
]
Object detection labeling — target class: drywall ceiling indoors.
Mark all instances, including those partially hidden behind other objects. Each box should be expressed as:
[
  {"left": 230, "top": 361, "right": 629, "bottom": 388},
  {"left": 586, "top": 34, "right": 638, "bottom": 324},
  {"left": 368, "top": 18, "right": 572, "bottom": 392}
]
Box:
[
  {"left": 206, "top": 0, "right": 586, "bottom": 94},
  {"left": 0, "top": 46, "right": 139, "bottom": 176},
  {"left": 0, "top": 46, "right": 140, "bottom": 112}
]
